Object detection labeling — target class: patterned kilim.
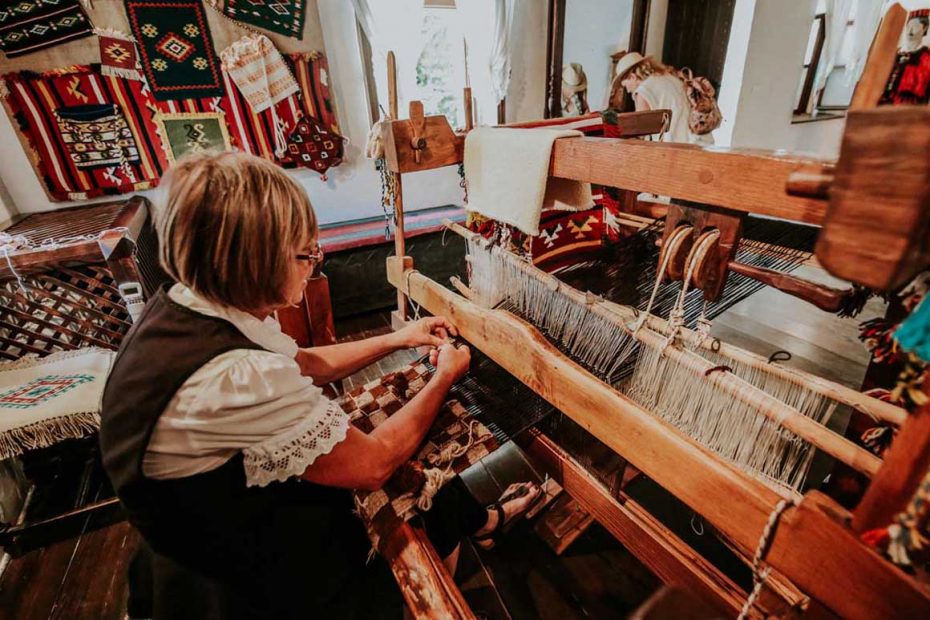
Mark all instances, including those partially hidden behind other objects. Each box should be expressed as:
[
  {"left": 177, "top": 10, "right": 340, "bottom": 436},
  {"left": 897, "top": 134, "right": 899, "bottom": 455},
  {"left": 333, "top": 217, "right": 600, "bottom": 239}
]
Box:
[
  {"left": 224, "top": 0, "right": 306, "bottom": 39},
  {"left": 2, "top": 66, "right": 166, "bottom": 200},
  {"left": 125, "top": 0, "right": 224, "bottom": 101},
  {"left": 343, "top": 361, "right": 499, "bottom": 551},
  {"left": 153, "top": 111, "right": 232, "bottom": 163},
  {"left": 283, "top": 115, "right": 344, "bottom": 178},
  {"left": 0, "top": 0, "right": 92, "bottom": 58},
  {"left": 287, "top": 51, "right": 339, "bottom": 133},
  {"left": 55, "top": 104, "right": 140, "bottom": 169},
  {"left": 97, "top": 29, "right": 144, "bottom": 81}
]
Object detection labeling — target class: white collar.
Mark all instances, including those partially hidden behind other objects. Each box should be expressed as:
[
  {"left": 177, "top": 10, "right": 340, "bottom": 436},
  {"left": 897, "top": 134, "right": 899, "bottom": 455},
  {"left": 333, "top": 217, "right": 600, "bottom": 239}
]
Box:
[{"left": 167, "top": 284, "right": 299, "bottom": 359}]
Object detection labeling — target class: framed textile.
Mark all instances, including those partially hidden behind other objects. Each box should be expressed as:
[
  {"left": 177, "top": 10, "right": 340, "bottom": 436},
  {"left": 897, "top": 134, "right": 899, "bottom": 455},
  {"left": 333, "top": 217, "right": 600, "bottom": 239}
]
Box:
[
  {"left": 342, "top": 361, "right": 499, "bottom": 551},
  {"left": 124, "top": 0, "right": 224, "bottom": 101},
  {"left": 153, "top": 111, "right": 232, "bottom": 163},
  {"left": 55, "top": 103, "right": 140, "bottom": 170},
  {"left": 2, "top": 65, "right": 168, "bottom": 201},
  {"left": 223, "top": 0, "right": 306, "bottom": 40},
  {"left": 0, "top": 0, "right": 92, "bottom": 58}
]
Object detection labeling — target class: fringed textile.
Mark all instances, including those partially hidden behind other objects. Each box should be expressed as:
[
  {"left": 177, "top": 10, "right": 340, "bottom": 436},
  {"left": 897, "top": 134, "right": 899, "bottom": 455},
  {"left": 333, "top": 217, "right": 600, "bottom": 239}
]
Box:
[
  {"left": 152, "top": 111, "right": 232, "bottom": 163},
  {"left": 342, "top": 361, "right": 499, "bottom": 551},
  {"left": 55, "top": 103, "right": 140, "bottom": 170},
  {"left": 283, "top": 115, "right": 344, "bottom": 179},
  {"left": 0, "top": 348, "right": 114, "bottom": 460},
  {"left": 96, "top": 28, "right": 144, "bottom": 81}
]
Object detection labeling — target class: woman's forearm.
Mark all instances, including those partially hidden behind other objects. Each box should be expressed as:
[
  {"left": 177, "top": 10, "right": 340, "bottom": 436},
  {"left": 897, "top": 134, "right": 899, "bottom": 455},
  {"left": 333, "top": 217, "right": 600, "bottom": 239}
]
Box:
[{"left": 296, "top": 333, "right": 402, "bottom": 384}]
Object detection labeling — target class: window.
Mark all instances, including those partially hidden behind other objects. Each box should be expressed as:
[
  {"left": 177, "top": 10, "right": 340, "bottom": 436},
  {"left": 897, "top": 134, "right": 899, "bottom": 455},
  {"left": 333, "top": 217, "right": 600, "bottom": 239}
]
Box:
[
  {"left": 356, "top": 0, "right": 499, "bottom": 129},
  {"left": 794, "top": 0, "right": 859, "bottom": 119}
]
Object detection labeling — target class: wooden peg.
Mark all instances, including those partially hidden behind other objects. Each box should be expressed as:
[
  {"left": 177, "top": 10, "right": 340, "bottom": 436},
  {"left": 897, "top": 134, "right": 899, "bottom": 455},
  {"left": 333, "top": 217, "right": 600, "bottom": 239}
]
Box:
[{"left": 409, "top": 100, "right": 427, "bottom": 163}]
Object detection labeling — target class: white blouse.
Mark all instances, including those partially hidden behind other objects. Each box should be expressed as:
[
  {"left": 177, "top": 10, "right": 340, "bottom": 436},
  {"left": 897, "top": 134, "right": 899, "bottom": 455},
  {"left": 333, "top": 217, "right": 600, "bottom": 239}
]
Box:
[
  {"left": 635, "top": 74, "right": 714, "bottom": 145},
  {"left": 142, "top": 284, "right": 349, "bottom": 487}
]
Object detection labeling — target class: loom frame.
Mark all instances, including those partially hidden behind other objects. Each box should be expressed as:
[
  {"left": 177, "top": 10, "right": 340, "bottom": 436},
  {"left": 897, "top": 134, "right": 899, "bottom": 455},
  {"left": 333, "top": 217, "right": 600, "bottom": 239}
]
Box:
[{"left": 374, "top": 6, "right": 930, "bottom": 615}]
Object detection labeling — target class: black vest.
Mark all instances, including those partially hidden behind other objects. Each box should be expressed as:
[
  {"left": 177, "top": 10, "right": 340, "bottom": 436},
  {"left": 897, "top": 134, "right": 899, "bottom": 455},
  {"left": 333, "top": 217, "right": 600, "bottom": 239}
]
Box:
[{"left": 100, "top": 288, "right": 372, "bottom": 617}]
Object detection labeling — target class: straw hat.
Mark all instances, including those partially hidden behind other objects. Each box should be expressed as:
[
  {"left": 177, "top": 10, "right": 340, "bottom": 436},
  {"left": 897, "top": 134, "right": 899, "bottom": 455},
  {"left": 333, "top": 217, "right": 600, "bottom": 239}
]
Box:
[
  {"left": 613, "top": 51, "right": 649, "bottom": 81},
  {"left": 561, "top": 63, "right": 587, "bottom": 94}
]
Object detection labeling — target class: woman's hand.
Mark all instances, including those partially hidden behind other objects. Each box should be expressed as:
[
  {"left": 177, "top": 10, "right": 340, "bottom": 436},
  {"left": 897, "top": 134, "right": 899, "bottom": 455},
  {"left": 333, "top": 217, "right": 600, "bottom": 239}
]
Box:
[
  {"left": 430, "top": 342, "right": 471, "bottom": 384},
  {"left": 394, "top": 317, "right": 458, "bottom": 349}
]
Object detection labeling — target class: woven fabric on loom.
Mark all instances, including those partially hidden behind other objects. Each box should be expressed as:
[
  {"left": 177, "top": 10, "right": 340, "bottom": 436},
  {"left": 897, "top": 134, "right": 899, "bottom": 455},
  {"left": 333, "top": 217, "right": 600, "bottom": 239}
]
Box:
[
  {"left": 0, "top": 0, "right": 92, "bottom": 58},
  {"left": 2, "top": 66, "right": 166, "bottom": 201},
  {"left": 224, "top": 0, "right": 306, "bottom": 39},
  {"left": 125, "top": 0, "right": 224, "bottom": 101},
  {"left": 466, "top": 112, "right": 617, "bottom": 273},
  {"left": 343, "top": 361, "right": 499, "bottom": 551}
]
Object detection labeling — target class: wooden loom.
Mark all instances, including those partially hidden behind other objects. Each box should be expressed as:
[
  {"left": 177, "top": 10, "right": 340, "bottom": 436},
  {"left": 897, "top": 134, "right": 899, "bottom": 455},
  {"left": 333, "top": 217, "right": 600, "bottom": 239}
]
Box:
[{"left": 372, "top": 9, "right": 930, "bottom": 618}]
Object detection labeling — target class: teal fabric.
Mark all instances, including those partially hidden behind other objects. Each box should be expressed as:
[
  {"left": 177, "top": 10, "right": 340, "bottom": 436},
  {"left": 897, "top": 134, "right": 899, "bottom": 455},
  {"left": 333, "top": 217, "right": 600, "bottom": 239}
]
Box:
[{"left": 896, "top": 296, "right": 930, "bottom": 363}]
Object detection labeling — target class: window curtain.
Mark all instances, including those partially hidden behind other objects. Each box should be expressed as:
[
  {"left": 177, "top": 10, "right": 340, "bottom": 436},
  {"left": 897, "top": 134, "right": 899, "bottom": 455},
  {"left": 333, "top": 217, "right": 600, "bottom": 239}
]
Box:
[
  {"left": 809, "top": 0, "right": 855, "bottom": 112},
  {"left": 845, "top": 0, "right": 887, "bottom": 85},
  {"left": 350, "top": 0, "right": 425, "bottom": 117},
  {"left": 459, "top": 0, "right": 515, "bottom": 124}
]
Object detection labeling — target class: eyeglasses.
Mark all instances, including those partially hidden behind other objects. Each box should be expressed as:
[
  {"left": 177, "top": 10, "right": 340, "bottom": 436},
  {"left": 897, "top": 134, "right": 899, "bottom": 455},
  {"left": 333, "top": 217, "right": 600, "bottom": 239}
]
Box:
[{"left": 296, "top": 248, "right": 324, "bottom": 265}]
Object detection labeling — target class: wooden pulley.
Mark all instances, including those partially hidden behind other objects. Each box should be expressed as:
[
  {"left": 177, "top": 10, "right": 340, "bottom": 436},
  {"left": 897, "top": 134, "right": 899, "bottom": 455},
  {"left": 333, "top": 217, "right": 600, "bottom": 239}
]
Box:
[{"left": 658, "top": 224, "right": 694, "bottom": 282}]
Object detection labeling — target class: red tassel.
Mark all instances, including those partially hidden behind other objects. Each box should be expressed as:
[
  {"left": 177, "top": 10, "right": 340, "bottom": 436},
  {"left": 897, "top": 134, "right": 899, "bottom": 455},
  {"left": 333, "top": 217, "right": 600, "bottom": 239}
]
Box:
[{"left": 861, "top": 527, "right": 890, "bottom": 548}]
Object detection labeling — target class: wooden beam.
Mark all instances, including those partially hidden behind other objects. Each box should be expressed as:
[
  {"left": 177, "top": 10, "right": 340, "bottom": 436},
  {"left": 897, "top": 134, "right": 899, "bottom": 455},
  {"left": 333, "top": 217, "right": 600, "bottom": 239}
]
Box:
[
  {"left": 815, "top": 107, "right": 930, "bottom": 291},
  {"left": 550, "top": 138, "right": 828, "bottom": 224},
  {"left": 380, "top": 522, "right": 475, "bottom": 619},
  {"left": 523, "top": 431, "right": 780, "bottom": 618},
  {"left": 386, "top": 258, "right": 930, "bottom": 619}
]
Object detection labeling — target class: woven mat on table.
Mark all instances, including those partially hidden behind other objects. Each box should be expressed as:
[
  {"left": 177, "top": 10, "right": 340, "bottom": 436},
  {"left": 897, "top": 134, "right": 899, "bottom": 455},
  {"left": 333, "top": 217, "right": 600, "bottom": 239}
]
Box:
[
  {"left": 340, "top": 360, "right": 500, "bottom": 551},
  {"left": 0, "top": 348, "right": 114, "bottom": 460}
]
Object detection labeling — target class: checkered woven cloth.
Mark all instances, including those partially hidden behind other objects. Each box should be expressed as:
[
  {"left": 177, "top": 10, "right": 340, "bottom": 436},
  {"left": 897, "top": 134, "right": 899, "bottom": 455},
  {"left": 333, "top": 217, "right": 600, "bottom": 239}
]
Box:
[{"left": 340, "top": 360, "right": 499, "bottom": 550}]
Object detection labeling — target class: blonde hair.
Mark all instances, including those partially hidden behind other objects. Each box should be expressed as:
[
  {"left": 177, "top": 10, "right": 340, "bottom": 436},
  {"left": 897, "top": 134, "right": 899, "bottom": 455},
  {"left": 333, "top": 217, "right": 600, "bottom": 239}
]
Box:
[{"left": 156, "top": 151, "right": 318, "bottom": 313}]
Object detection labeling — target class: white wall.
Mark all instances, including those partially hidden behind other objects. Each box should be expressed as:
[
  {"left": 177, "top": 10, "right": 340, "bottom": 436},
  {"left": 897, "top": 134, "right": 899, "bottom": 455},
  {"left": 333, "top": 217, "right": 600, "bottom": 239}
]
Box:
[
  {"left": 716, "top": 0, "right": 845, "bottom": 157},
  {"left": 563, "top": 0, "right": 634, "bottom": 110},
  {"left": 0, "top": 0, "right": 464, "bottom": 225}
]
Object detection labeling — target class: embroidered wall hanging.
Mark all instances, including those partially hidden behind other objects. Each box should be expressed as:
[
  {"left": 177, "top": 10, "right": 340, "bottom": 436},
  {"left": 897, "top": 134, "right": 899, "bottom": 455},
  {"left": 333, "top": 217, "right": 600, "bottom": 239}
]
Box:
[
  {"left": 2, "top": 65, "right": 167, "bottom": 201},
  {"left": 342, "top": 361, "right": 499, "bottom": 551},
  {"left": 0, "top": 348, "right": 114, "bottom": 460},
  {"left": 221, "top": 34, "right": 299, "bottom": 113},
  {"left": 96, "top": 28, "right": 144, "bottom": 81},
  {"left": 288, "top": 51, "right": 339, "bottom": 134},
  {"left": 153, "top": 111, "right": 232, "bottom": 163},
  {"left": 223, "top": 0, "right": 306, "bottom": 40},
  {"left": 0, "top": 0, "right": 92, "bottom": 58},
  {"left": 55, "top": 104, "right": 140, "bottom": 171},
  {"left": 125, "top": 0, "right": 224, "bottom": 101},
  {"left": 282, "top": 115, "right": 344, "bottom": 179}
]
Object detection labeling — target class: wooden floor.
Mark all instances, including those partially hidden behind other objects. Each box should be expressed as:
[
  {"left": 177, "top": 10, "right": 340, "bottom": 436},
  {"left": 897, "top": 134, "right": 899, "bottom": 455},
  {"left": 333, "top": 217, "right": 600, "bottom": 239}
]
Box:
[{"left": 0, "top": 267, "right": 881, "bottom": 619}]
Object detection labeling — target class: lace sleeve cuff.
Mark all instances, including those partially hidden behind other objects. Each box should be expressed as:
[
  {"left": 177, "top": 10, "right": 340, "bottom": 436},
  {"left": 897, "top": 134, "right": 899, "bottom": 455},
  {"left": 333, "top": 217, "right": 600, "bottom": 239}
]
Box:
[{"left": 242, "top": 400, "right": 349, "bottom": 487}]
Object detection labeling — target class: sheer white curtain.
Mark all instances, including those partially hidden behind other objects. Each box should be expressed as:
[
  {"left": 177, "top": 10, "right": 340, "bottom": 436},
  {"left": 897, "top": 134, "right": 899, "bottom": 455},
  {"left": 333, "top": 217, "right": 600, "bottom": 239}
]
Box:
[
  {"left": 845, "top": 0, "right": 886, "bottom": 85},
  {"left": 459, "top": 0, "right": 515, "bottom": 124},
  {"left": 809, "top": 0, "right": 855, "bottom": 112},
  {"left": 350, "top": 0, "right": 425, "bottom": 117}
]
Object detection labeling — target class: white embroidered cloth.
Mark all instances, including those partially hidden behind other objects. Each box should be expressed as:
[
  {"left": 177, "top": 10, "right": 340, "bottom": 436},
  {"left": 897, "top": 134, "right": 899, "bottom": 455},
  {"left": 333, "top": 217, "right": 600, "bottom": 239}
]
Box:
[
  {"left": 0, "top": 348, "right": 115, "bottom": 460},
  {"left": 221, "top": 34, "right": 300, "bottom": 113},
  {"left": 463, "top": 126, "right": 593, "bottom": 236}
]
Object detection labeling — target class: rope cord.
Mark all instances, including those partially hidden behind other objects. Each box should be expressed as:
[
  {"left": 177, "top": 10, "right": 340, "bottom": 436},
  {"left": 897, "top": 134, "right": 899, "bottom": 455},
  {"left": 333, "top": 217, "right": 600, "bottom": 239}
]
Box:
[{"left": 737, "top": 498, "right": 796, "bottom": 620}]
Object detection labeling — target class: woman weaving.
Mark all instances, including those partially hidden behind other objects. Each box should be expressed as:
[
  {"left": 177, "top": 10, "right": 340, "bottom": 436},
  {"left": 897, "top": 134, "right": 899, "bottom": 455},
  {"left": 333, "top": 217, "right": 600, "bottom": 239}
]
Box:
[{"left": 99, "top": 152, "right": 539, "bottom": 618}]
